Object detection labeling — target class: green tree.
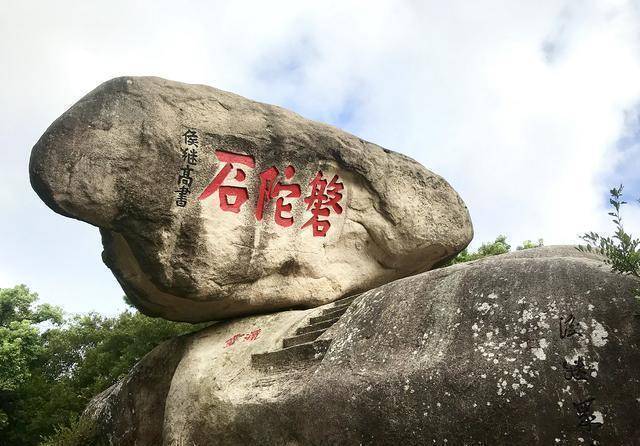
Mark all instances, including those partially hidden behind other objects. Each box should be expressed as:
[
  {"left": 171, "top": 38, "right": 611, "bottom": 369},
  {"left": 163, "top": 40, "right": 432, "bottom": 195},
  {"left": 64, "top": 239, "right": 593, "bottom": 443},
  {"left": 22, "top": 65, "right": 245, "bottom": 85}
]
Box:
[
  {"left": 450, "top": 235, "right": 511, "bottom": 264},
  {"left": 0, "top": 285, "right": 62, "bottom": 431},
  {"left": 579, "top": 185, "right": 640, "bottom": 294},
  {"left": 40, "top": 417, "right": 104, "bottom": 446},
  {"left": 0, "top": 288, "right": 207, "bottom": 446},
  {"left": 517, "top": 239, "right": 544, "bottom": 250},
  {"left": 447, "top": 235, "right": 543, "bottom": 265}
]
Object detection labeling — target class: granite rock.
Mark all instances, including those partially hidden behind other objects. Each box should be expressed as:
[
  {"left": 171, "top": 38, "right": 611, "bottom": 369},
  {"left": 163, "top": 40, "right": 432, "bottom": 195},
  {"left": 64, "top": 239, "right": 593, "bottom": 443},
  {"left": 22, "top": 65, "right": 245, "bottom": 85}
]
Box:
[
  {"left": 30, "top": 76, "right": 473, "bottom": 322},
  {"left": 85, "top": 246, "right": 640, "bottom": 445}
]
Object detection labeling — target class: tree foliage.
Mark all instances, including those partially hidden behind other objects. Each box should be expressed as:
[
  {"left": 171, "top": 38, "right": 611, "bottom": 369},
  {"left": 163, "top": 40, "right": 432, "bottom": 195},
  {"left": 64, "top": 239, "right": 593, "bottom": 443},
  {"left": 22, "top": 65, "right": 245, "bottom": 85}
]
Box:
[
  {"left": 0, "top": 285, "right": 207, "bottom": 446},
  {"left": 578, "top": 185, "right": 640, "bottom": 292},
  {"left": 40, "top": 416, "right": 105, "bottom": 446},
  {"left": 0, "top": 286, "right": 63, "bottom": 431},
  {"left": 516, "top": 239, "right": 544, "bottom": 251},
  {"left": 448, "top": 235, "right": 543, "bottom": 265}
]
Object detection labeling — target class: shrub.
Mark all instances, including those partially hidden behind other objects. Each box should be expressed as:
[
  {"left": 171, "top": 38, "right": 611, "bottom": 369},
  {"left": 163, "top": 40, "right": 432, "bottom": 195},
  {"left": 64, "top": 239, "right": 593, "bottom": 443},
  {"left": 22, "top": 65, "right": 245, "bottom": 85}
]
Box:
[
  {"left": 40, "top": 416, "right": 106, "bottom": 446},
  {"left": 578, "top": 185, "right": 640, "bottom": 298},
  {"left": 448, "top": 235, "right": 543, "bottom": 265}
]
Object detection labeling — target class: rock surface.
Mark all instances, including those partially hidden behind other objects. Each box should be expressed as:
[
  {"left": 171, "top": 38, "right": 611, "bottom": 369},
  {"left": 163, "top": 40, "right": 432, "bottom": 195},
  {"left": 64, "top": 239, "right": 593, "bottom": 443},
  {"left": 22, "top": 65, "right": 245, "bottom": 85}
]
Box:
[
  {"left": 30, "top": 76, "right": 473, "bottom": 322},
  {"left": 85, "top": 246, "right": 640, "bottom": 445}
]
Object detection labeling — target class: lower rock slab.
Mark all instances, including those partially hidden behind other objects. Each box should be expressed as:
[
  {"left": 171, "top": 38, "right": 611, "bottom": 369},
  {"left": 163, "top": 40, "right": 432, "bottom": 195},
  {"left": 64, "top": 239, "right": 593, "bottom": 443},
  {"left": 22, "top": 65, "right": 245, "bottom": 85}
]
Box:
[{"left": 86, "top": 246, "right": 640, "bottom": 445}]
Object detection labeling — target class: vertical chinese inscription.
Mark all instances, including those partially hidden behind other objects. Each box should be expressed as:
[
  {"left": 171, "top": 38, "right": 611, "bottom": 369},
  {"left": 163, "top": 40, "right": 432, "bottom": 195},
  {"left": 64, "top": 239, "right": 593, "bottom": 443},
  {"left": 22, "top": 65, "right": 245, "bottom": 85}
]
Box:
[
  {"left": 175, "top": 129, "right": 199, "bottom": 207},
  {"left": 557, "top": 312, "right": 602, "bottom": 444}
]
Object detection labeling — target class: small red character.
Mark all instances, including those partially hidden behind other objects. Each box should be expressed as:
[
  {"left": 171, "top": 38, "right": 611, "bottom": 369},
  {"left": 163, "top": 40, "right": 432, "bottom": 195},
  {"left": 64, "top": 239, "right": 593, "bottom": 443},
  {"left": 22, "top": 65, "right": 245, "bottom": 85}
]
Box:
[
  {"left": 302, "top": 171, "right": 344, "bottom": 236},
  {"left": 198, "top": 150, "right": 255, "bottom": 213},
  {"left": 244, "top": 328, "right": 261, "bottom": 341},
  {"left": 224, "top": 333, "right": 244, "bottom": 348},
  {"left": 255, "top": 166, "right": 301, "bottom": 227}
]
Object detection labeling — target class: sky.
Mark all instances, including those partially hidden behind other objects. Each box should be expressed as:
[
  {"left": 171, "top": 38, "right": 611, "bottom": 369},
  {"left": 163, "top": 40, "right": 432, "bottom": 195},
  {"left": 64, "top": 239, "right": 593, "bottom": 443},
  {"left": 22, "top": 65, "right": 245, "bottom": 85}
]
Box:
[{"left": 1, "top": 0, "right": 640, "bottom": 316}]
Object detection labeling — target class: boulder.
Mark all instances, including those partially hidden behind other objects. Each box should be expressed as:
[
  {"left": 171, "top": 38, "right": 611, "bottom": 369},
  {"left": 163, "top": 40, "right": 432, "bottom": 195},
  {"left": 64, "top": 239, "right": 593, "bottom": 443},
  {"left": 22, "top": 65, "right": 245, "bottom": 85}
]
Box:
[
  {"left": 85, "top": 246, "right": 640, "bottom": 445},
  {"left": 29, "top": 76, "right": 473, "bottom": 322}
]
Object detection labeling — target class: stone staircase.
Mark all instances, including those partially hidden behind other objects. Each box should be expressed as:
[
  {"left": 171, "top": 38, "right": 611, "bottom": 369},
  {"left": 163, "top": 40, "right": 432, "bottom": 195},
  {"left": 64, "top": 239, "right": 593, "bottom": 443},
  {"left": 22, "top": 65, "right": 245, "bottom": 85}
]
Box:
[{"left": 251, "top": 293, "right": 361, "bottom": 370}]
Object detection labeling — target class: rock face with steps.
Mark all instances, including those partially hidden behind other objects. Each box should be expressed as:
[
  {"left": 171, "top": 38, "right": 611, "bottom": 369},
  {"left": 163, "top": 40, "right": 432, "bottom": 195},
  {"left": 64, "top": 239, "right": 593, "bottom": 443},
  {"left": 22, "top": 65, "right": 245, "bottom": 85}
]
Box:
[
  {"left": 252, "top": 293, "right": 356, "bottom": 369},
  {"left": 85, "top": 246, "right": 640, "bottom": 445},
  {"left": 29, "top": 76, "right": 473, "bottom": 323}
]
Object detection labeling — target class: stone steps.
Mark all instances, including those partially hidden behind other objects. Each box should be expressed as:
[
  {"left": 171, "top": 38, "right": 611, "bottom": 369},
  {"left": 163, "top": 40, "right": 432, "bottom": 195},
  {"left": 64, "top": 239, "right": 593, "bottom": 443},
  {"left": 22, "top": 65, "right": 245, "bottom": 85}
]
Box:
[
  {"left": 328, "top": 301, "right": 352, "bottom": 313},
  {"left": 282, "top": 329, "right": 326, "bottom": 348},
  {"left": 250, "top": 293, "right": 362, "bottom": 370},
  {"left": 331, "top": 293, "right": 360, "bottom": 307},
  {"left": 295, "top": 317, "right": 341, "bottom": 335},
  {"left": 309, "top": 306, "right": 348, "bottom": 324},
  {"left": 251, "top": 339, "right": 331, "bottom": 370}
]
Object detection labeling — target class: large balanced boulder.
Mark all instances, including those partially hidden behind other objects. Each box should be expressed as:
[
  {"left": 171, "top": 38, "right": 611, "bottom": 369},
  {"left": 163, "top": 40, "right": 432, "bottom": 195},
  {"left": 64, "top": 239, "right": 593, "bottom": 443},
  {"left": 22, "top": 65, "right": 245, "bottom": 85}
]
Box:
[
  {"left": 29, "top": 76, "right": 473, "bottom": 322},
  {"left": 85, "top": 246, "right": 640, "bottom": 445}
]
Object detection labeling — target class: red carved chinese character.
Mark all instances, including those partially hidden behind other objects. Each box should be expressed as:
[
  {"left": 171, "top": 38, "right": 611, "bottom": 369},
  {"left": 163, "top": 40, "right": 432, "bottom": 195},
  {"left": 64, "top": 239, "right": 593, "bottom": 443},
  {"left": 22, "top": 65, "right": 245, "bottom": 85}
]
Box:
[
  {"left": 244, "top": 328, "right": 261, "bottom": 341},
  {"left": 302, "top": 171, "right": 344, "bottom": 236},
  {"left": 255, "top": 165, "right": 301, "bottom": 227},
  {"left": 198, "top": 150, "right": 255, "bottom": 213},
  {"left": 224, "top": 333, "right": 244, "bottom": 348}
]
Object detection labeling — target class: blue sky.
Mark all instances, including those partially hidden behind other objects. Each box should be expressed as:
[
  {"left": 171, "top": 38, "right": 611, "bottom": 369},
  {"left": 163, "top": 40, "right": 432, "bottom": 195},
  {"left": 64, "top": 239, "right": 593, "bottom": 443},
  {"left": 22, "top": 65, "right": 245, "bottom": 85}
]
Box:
[{"left": 1, "top": 0, "right": 640, "bottom": 316}]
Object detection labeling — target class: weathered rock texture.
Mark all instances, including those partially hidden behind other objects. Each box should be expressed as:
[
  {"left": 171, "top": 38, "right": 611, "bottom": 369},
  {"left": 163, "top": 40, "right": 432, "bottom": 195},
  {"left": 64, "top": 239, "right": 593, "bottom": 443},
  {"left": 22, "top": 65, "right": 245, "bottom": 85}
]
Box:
[
  {"left": 29, "top": 76, "right": 473, "bottom": 322},
  {"left": 86, "top": 246, "right": 640, "bottom": 445}
]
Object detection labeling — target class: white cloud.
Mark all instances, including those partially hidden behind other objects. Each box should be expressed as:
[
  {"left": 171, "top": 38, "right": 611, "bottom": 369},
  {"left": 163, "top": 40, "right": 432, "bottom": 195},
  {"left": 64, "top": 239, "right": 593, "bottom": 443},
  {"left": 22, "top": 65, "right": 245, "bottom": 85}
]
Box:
[{"left": 1, "top": 0, "right": 640, "bottom": 312}]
